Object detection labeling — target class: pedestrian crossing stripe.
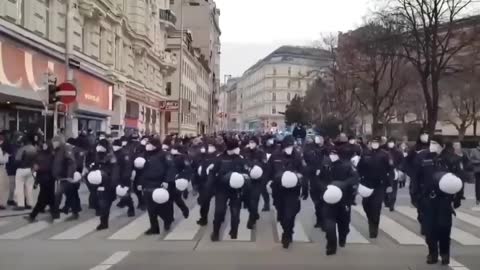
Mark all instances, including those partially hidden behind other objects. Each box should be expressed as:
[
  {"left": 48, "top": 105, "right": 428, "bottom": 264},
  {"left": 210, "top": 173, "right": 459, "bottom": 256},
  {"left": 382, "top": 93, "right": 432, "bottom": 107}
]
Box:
[
  {"left": 1, "top": 206, "right": 480, "bottom": 246},
  {"left": 352, "top": 206, "right": 425, "bottom": 245},
  {"left": 396, "top": 206, "right": 480, "bottom": 246}
]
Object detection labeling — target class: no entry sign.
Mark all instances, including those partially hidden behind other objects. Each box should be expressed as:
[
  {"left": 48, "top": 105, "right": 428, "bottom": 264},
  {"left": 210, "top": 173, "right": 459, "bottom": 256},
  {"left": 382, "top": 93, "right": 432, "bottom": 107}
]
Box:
[{"left": 56, "top": 82, "right": 77, "bottom": 104}]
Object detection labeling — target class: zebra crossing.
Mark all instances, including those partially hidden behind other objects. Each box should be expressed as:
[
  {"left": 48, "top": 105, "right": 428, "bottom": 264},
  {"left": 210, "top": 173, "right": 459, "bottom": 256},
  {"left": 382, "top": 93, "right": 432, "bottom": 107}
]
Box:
[{"left": 0, "top": 204, "right": 480, "bottom": 247}]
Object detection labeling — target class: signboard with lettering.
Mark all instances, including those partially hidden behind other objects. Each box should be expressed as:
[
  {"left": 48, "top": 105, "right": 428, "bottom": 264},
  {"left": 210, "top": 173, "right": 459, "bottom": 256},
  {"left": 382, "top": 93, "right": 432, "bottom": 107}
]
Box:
[{"left": 159, "top": 100, "right": 179, "bottom": 111}]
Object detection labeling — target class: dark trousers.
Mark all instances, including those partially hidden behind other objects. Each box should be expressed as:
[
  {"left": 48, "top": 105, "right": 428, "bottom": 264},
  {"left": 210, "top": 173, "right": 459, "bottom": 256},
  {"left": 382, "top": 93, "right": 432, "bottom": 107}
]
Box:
[
  {"left": 310, "top": 188, "right": 324, "bottom": 226},
  {"left": 261, "top": 185, "right": 270, "bottom": 208},
  {"left": 213, "top": 188, "right": 242, "bottom": 235},
  {"left": 323, "top": 203, "right": 351, "bottom": 252},
  {"left": 475, "top": 172, "right": 480, "bottom": 202},
  {"left": 198, "top": 185, "right": 214, "bottom": 221},
  {"left": 172, "top": 189, "right": 189, "bottom": 215},
  {"left": 118, "top": 193, "right": 135, "bottom": 214},
  {"left": 31, "top": 174, "right": 56, "bottom": 219},
  {"left": 98, "top": 189, "right": 115, "bottom": 226},
  {"left": 86, "top": 181, "right": 99, "bottom": 211},
  {"left": 275, "top": 187, "right": 301, "bottom": 238},
  {"left": 64, "top": 183, "right": 81, "bottom": 214},
  {"left": 133, "top": 177, "right": 145, "bottom": 208},
  {"left": 420, "top": 196, "right": 453, "bottom": 257},
  {"left": 144, "top": 190, "right": 174, "bottom": 231},
  {"left": 246, "top": 181, "right": 263, "bottom": 224},
  {"left": 362, "top": 186, "right": 385, "bottom": 237},
  {"left": 384, "top": 181, "right": 398, "bottom": 211}
]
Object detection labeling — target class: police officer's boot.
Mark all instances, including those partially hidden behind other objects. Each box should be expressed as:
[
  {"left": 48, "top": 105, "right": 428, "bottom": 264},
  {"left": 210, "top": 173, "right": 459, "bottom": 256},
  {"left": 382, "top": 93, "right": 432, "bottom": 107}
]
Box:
[
  {"left": 441, "top": 254, "right": 450, "bottom": 265},
  {"left": 281, "top": 233, "right": 292, "bottom": 249},
  {"left": 426, "top": 253, "right": 439, "bottom": 264},
  {"left": 369, "top": 222, "right": 378, "bottom": 238},
  {"left": 197, "top": 217, "right": 208, "bottom": 226},
  {"left": 211, "top": 223, "right": 221, "bottom": 242}
]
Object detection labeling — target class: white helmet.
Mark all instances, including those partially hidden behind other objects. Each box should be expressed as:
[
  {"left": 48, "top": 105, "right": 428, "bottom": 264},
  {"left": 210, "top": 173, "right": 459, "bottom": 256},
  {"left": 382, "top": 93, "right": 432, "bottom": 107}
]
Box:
[
  {"left": 152, "top": 188, "right": 170, "bottom": 204},
  {"left": 197, "top": 166, "right": 203, "bottom": 176},
  {"left": 323, "top": 185, "right": 343, "bottom": 204},
  {"left": 250, "top": 165, "right": 263, "bottom": 180},
  {"left": 351, "top": 155, "right": 361, "bottom": 167},
  {"left": 130, "top": 170, "right": 136, "bottom": 181},
  {"left": 87, "top": 170, "right": 102, "bottom": 185},
  {"left": 134, "top": 157, "right": 146, "bottom": 169},
  {"left": 281, "top": 171, "right": 298, "bottom": 188},
  {"left": 116, "top": 185, "right": 129, "bottom": 197},
  {"left": 71, "top": 171, "right": 82, "bottom": 183},
  {"left": 357, "top": 184, "right": 374, "bottom": 198},
  {"left": 229, "top": 172, "right": 245, "bottom": 189},
  {"left": 439, "top": 173, "right": 463, "bottom": 195},
  {"left": 175, "top": 178, "right": 189, "bottom": 191}
]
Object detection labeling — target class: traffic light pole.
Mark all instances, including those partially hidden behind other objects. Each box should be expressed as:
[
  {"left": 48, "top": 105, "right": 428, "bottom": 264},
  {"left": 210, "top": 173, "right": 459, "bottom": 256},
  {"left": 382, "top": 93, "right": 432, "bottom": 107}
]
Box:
[{"left": 63, "top": 0, "right": 73, "bottom": 138}]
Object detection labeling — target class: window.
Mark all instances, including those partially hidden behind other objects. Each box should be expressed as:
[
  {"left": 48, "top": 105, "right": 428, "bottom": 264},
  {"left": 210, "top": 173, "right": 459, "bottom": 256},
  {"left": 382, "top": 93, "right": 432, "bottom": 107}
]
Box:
[
  {"left": 166, "top": 82, "right": 172, "bottom": 96},
  {"left": 273, "top": 80, "right": 276, "bottom": 88},
  {"left": 272, "top": 92, "right": 276, "bottom": 101},
  {"left": 287, "top": 80, "right": 291, "bottom": 88},
  {"left": 170, "top": 0, "right": 174, "bottom": 5},
  {"left": 272, "top": 106, "right": 276, "bottom": 114},
  {"left": 273, "top": 68, "right": 277, "bottom": 75},
  {"left": 298, "top": 80, "right": 301, "bottom": 88},
  {"left": 287, "top": 93, "right": 291, "bottom": 101},
  {"left": 288, "top": 67, "right": 291, "bottom": 76}
]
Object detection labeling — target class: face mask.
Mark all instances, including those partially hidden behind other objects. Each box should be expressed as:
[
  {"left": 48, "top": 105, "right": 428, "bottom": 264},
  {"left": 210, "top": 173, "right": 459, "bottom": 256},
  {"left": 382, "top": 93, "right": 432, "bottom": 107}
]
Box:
[
  {"left": 314, "top": 136, "right": 324, "bottom": 145},
  {"left": 349, "top": 139, "right": 355, "bottom": 145},
  {"left": 171, "top": 149, "right": 179, "bottom": 155},
  {"left": 121, "top": 141, "right": 128, "bottom": 146},
  {"left": 284, "top": 146, "right": 293, "bottom": 155},
  {"left": 329, "top": 154, "right": 339, "bottom": 162},
  {"left": 112, "top": 145, "right": 122, "bottom": 152},
  {"left": 420, "top": 134, "right": 429, "bottom": 143},
  {"left": 371, "top": 142, "right": 380, "bottom": 150},
  {"left": 96, "top": 145, "right": 107, "bottom": 152},
  {"left": 233, "top": 147, "right": 240, "bottom": 155},
  {"left": 453, "top": 144, "right": 461, "bottom": 151},
  {"left": 99, "top": 136, "right": 106, "bottom": 140},
  {"left": 42, "top": 144, "right": 48, "bottom": 151},
  {"left": 267, "top": 139, "right": 274, "bottom": 146},
  {"left": 429, "top": 142, "right": 442, "bottom": 154},
  {"left": 52, "top": 141, "right": 60, "bottom": 149},
  {"left": 387, "top": 142, "right": 395, "bottom": 149},
  {"left": 140, "top": 139, "right": 147, "bottom": 146},
  {"left": 226, "top": 149, "right": 236, "bottom": 155},
  {"left": 208, "top": 145, "right": 216, "bottom": 153},
  {"left": 200, "top": 147, "right": 206, "bottom": 153},
  {"left": 162, "top": 144, "right": 169, "bottom": 150},
  {"left": 145, "top": 144, "right": 156, "bottom": 152},
  {"left": 249, "top": 142, "right": 257, "bottom": 149}
]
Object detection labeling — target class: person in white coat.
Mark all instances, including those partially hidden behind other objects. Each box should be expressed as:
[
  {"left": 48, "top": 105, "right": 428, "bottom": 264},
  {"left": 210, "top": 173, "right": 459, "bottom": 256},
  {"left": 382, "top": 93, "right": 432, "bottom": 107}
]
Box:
[{"left": 0, "top": 135, "right": 10, "bottom": 209}]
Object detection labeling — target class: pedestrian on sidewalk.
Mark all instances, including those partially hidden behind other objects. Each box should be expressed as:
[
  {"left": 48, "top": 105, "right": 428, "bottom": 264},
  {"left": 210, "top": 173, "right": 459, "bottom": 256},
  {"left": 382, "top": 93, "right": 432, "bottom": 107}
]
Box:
[
  {"left": 13, "top": 134, "right": 37, "bottom": 210},
  {"left": 0, "top": 134, "right": 10, "bottom": 209}
]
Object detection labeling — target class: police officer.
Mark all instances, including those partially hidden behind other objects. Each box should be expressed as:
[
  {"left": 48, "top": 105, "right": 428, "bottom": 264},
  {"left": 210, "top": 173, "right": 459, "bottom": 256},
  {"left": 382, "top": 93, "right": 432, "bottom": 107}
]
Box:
[
  {"left": 384, "top": 138, "right": 404, "bottom": 212},
  {"left": 321, "top": 147, "right": 359, "bottom": 255},
  {"left": 112, "top": 139, "right": 135, "bottom": 217},
  {"left": 194, "top": 139, "right": 218, "bottom": 226},
  {"left": 357, "top": 136, "right": 394, "bottom": 238},
  {"left": 208, "top": 137, "right": 248, "bottom": 241},
  {"left": 242, "top": 136, "right": 267, "bottom": 229},
  {"left": 141, "top": 138, "right": 177, "bottom": 235},
  {"left": 304, "top": 135, "right": 327, "bottom": 229},
  {"left": 131, "top": 136, "right": 148, "bottom": 210},
  {"left": 169, "top": 143, "right": 191, "bottom": 219},
  {"left": 411, "top": 136, "right": 463, "bottom": 265},
  {"left": 51, "top": 135, "right": 77, "bottom": 220},
  {"left": 88, "top": 139, "right": 117, "bottom": 230},
  {"left": 260, "top": 135, "right": 277, "bottom": 211},
  {"left": 267, "top": 135, "right": 308, "bottom": 248},
  {"left": 60, "top": 138, "right": 84, "bottom": 219}
]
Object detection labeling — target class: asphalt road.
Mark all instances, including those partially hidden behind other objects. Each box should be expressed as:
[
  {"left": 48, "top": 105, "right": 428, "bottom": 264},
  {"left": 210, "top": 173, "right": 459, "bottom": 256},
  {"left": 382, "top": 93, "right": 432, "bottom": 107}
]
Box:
[{"left": 0, "top": 184, "right": 479, "bottom": 270}]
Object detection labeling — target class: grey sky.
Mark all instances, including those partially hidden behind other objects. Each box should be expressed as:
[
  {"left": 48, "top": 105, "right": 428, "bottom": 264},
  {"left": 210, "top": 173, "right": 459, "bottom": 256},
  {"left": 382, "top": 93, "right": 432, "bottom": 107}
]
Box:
[{"left": 215, "top": 0, "right": 374, "bottom": 80}]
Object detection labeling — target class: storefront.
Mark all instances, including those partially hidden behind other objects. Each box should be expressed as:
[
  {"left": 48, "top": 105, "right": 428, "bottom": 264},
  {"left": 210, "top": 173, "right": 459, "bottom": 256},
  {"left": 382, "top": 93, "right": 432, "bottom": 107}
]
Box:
[
  {"left": 0, "top": 33, "right": 112, "bottom": 138},
  {"left": 125, "top": 87, "right": 162, "bottom": 136}
]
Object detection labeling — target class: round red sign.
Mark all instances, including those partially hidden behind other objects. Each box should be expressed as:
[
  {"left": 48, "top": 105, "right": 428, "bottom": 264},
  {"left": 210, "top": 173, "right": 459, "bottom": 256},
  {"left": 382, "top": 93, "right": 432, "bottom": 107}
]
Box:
[{"left": 56, "top": 82, "right": 77, "bottom": 104}]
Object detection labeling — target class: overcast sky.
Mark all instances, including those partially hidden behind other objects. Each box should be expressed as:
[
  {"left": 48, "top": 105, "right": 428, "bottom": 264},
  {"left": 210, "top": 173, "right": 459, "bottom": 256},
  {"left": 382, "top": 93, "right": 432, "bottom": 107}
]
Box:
[{"left": 215, "top": 0, "right": 374, "bottom": 80}]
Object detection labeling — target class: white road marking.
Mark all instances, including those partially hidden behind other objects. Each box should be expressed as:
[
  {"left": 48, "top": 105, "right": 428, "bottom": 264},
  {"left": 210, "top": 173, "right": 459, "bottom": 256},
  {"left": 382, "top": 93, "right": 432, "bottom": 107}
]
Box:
[
  {"left": 0, "top": 220, "right": 9, "bottom": 227},
  {"left": 222, "top": 208, "right": 251, "bottom": 241},
  {"left": 0, "top": 217, "right": 67, "bottom": 240},
  {"left": 347, "top": 225, "right": 370, "bottom": 244},
  {"left": 352, "top": 206, "right": 424, "bottom": 245},
  {"left": 397, "top": 206, "right": 480, "bottom": 246},
  {"left": 165, "top": 205, "right": 201, "bottom": 240},
  {"left": 450, "top": 258, "right": 471, "bottom": 270},
  {"left": 89, "top": 251, "right": 130, "bottom": 270},
  {"left": 108, "top": 213, "right": 149, "bottom": 240},
  {"left": 51, "top": 211, "right": 123, "bottom": 240},
  {"left": 456, "top": 211, "right": 480, "bottom": 227},
  {"left": 274, "top": 211, "right": 309, "bottom": 243}
]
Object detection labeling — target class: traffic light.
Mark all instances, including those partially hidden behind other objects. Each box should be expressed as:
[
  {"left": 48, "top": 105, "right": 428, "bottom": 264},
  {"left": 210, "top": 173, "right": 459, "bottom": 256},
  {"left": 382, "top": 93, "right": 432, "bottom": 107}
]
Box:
[{"left": 48, "top": 83, "right": 58, "bottom": 104}]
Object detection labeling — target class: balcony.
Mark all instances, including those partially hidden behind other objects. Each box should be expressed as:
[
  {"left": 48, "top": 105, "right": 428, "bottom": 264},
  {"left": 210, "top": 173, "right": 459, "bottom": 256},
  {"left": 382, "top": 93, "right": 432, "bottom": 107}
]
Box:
[{"left": 159, "top": 9, "right": 177, "bottom": 27}]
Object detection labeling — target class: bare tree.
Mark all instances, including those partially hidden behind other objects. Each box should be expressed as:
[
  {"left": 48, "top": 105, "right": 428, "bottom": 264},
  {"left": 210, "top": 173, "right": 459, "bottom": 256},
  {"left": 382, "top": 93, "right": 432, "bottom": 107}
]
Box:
[
  {"left": 385, "top": 0, "right": 478, "bottom": 134},
  {"left": 337, "top": 17, "right": 411, "bottom": 135}
]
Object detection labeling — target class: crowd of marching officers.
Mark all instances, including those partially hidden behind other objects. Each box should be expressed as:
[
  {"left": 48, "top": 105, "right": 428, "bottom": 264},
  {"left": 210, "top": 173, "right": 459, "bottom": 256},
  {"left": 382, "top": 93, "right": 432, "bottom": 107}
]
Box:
[{"left": 0, "top": 128, "right": 470, "bottom": 266}]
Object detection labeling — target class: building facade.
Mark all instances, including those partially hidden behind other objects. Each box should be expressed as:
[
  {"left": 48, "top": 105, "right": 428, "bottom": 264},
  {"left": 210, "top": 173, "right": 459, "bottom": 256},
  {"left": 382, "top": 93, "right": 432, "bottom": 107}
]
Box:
[
  {"left": 165, "top": 30, "right": 211, "bottom": 136},
  {"left": 223, "top": 77, "right": 239, "bottom": 130},
  {"left": 170, "top": 0, "right": 220, "bottom": 132},
  {"left": 0, "top": 0, "right": 176, "bottom": 138},
  {"left": 236, "top": 46, "right": 331, "bottom": 132}
]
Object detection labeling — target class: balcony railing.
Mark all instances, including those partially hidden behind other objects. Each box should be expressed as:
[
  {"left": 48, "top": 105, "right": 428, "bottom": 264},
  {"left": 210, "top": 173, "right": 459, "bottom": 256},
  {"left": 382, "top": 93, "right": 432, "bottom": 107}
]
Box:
[{"left": 159, "top": 9, "right": 177, "bottom": 25}]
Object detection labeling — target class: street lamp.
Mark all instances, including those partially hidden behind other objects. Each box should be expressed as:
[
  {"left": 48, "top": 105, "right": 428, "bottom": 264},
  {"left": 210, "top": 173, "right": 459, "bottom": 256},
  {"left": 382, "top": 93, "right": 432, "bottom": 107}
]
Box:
[{"left": 177, "top": 0, "right": 199, "bottom": 136}]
